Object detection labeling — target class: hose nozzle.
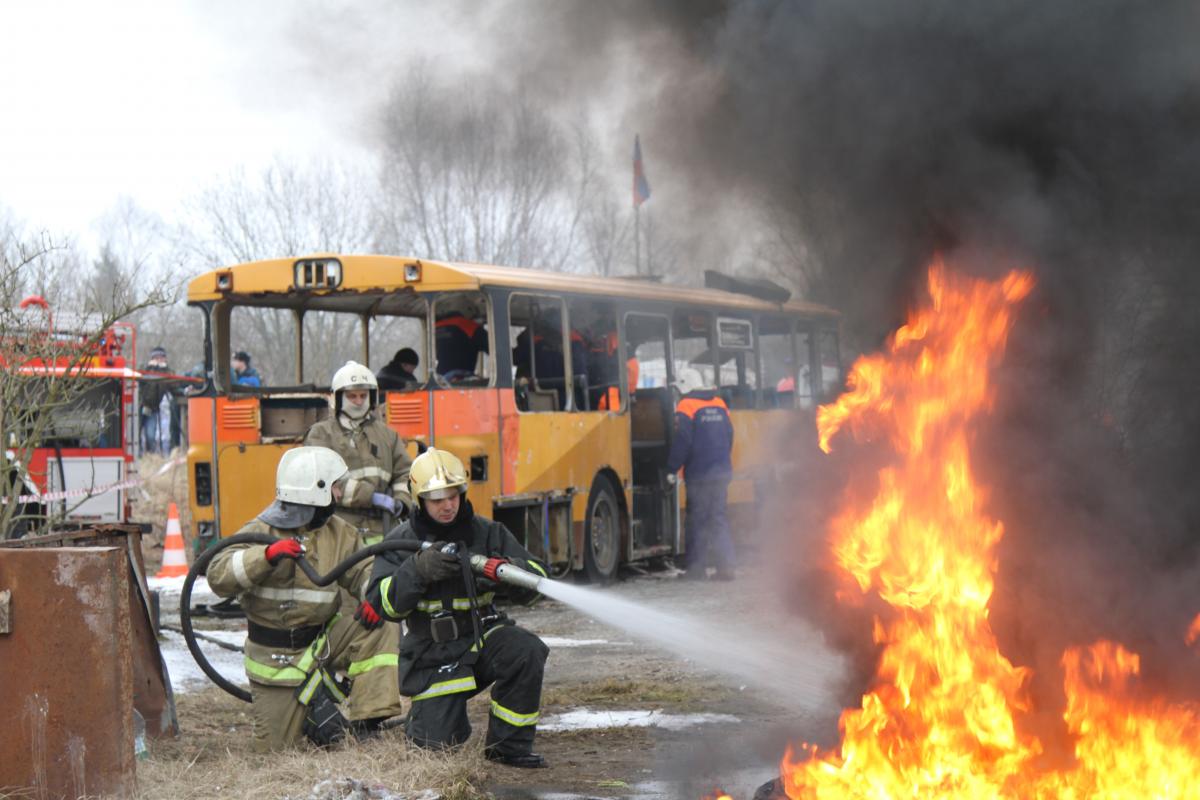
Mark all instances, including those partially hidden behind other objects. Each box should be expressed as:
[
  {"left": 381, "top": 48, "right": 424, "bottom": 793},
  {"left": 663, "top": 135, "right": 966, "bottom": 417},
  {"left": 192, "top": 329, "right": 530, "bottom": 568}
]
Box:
[{"left": 469, "top": 554, "right": 544, "bottom": 592}]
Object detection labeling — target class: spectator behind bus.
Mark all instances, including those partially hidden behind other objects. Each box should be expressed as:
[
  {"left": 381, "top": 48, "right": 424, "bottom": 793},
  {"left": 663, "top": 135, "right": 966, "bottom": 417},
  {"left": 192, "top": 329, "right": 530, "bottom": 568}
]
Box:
[
  {"left": 435, "top": 298, "right": 488, "bottom": 380},
  {"left": 377, "top": 347, "right": 420, "bottom": 390},
  {"left": 139, "top": 346, "right": 170, "bottom": 453},
  {"left": 232, "top": 351, "right": 261, "bottom": 387}
]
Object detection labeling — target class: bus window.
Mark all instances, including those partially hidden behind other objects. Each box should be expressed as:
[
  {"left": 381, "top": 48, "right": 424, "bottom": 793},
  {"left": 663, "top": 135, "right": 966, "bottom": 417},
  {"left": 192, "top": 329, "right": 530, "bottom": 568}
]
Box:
[
  {"left": 568, "top": 298, "right": 617, "bottom": 411},
  {"left": 433, "top": 291, "right": 491, "bottom": 386},
  {"left": 716, "top": 315, "right": 758, "bottom": 409},
  {"left": 759, "top": 316, "right": 797, "bottom": 409},
  {"left": 817, "top": 329, "right": 842, "bottom": 401},
  {"left": 302, "top": 310, "right": 364, "bottom": 386},
  {"left": 229, "top": 306, "right": 297, "bottom": 388},
  {"left": 509, "top": 293, "right": 569, "bottom": 411},
  {"left": 371, "top": 314, "right": 428, "bottom": 391},
  {"left": 796, "top": 328, "right": 816, "bottom": 409},
  {"left": 671, "top": 310, "right": 716, "bottom": 390}
]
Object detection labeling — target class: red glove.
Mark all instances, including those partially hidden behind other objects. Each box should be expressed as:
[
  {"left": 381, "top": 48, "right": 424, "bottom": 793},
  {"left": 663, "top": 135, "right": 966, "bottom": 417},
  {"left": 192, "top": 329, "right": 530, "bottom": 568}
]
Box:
[
  {"left": 265, "top": 538, "right": 303, "bottom": 565},
  {"left": 481, "top": 557, "right": 509, "bottom": 582},
  {"left": 354, "top": 600, "right": 382, "bottom": 630}
]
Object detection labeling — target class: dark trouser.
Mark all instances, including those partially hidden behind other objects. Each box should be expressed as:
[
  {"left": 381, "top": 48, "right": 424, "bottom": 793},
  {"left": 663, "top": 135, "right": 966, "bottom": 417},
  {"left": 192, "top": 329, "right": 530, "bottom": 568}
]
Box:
[
  {"left": 407, "top": 625, "right": 549, "bottom": 757},
  {"left": 684, "top": 477, "right": 736, "bottom": 572}
]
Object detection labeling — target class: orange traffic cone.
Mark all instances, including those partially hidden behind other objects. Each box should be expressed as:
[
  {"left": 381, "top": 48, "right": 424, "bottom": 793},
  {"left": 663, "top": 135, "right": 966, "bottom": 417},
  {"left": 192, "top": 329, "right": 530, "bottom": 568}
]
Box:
[{"left": 156, "top": 502, "right": 189, "bottom": 578}]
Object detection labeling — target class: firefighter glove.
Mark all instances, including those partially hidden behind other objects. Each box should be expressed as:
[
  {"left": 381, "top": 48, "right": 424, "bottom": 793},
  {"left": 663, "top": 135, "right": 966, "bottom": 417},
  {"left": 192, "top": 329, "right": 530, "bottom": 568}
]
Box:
[
  {"left": 354, "top": 600, "right": 383, "bottom": 630},
  {"left": 414, "top": 542, "right": 460, "bottom": 583},
  {"left": 481, "top": 557, "right": 509, "bottom": 583},
  {"left": 265, "top": 538, "right": 304, "bottom": 565},
  {"left": 371, "top": 492, "right": 396, "bottom": 514}
]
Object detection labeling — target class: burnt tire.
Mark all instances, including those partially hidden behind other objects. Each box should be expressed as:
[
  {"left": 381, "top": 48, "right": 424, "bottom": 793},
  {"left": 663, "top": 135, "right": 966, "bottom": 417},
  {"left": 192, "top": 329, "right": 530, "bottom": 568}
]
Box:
[{"left": 582, "top": 475, "right": 621, "bottom": 584}]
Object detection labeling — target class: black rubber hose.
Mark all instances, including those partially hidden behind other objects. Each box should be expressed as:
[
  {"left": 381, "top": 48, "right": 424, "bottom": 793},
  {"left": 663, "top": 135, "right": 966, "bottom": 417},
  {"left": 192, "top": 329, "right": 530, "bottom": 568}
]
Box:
[{"left": 179, "top": 532, "right": 422, "bottom": 702}]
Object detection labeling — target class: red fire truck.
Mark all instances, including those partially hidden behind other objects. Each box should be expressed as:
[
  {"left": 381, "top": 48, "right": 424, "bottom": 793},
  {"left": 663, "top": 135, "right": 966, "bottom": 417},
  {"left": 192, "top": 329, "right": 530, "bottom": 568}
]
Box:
[{"left": 2, "top": 297, "right": 147, "bottom": 535}]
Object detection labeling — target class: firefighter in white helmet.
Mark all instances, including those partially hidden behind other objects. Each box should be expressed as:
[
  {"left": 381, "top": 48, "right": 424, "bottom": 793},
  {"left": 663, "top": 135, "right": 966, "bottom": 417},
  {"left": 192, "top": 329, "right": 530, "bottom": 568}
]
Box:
[
  {"left": 365, "top": 448, "right": 551, "bottom": 768},
  {"left": 304, "top": 360, "right": 413, "bottom": 546},
  {"left": 207, "top": 446, "right": 404, "bottom": 751}
]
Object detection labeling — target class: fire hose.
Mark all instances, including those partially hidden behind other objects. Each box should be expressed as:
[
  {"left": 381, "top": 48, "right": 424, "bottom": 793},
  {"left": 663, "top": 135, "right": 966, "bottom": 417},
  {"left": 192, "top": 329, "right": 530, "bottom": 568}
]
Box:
[{"left": 179, "top": 533, "right": 545, "bottom": 702}]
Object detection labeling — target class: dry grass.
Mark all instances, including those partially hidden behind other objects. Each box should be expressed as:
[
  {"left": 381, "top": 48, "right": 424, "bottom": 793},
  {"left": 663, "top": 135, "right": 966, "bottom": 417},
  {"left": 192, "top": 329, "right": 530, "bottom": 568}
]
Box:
[
  {"left": 542, "top": 677, "right": 730, "bottom": 711},
  {"left": 134, "top": 688, "right": 490, "bottom": 800}
]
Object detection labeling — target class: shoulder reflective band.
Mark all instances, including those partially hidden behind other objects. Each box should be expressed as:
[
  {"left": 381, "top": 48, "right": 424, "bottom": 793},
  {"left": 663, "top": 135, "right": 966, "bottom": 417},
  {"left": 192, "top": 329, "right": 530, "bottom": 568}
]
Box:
[
  {"left": 490, "top": 700, "right": 539, "bottom": 727},
  {"left": 412, "top": 676, "right": 477, "bottom": 701}
]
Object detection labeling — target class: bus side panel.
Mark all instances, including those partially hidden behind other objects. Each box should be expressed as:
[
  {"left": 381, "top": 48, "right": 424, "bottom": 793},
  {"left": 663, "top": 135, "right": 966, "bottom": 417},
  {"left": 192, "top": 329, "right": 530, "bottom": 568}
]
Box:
[
  {"left": 725, "top": 408, "right": 811, "bottom": 541},
  {"left": 431, "top": 389, "right": 502, "bottom": 521},
  {"left": 215, "top": 443, "right": 297, "bottom": 537},
  {"left": 186, "top": 398, "right": 215, "bottom": 526},
  {"left": 510, "top": 410, "right": 632, "bottom": 566}
]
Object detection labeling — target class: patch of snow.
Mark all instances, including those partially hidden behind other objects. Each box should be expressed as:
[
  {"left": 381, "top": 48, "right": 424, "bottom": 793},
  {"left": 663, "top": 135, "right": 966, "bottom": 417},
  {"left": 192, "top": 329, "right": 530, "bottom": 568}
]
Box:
[
  {"left": 541, "top": 637, "right": 612, "bottom": 647},
  {"left": 159, "top": 628, "right": 246, "bottom": 694},
  {"left": 539, "top": 708, "right": 738, "bottom": 732}
]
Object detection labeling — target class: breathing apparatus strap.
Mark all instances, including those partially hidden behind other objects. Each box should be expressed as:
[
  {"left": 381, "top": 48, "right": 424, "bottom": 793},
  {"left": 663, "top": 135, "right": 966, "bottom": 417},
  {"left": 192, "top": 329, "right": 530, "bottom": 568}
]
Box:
[{"left": 457, "top": 542, "right": 484, "bottom": 666}]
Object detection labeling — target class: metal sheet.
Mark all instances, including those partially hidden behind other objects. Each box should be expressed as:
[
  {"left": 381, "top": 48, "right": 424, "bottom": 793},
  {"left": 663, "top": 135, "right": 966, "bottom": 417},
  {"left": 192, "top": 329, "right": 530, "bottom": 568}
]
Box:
[
  {"left": 1, "top": 525, "right": 179, "bottom": 739},
  {"left": 0, "top": 546, "right": 137, "bottom": 799}
]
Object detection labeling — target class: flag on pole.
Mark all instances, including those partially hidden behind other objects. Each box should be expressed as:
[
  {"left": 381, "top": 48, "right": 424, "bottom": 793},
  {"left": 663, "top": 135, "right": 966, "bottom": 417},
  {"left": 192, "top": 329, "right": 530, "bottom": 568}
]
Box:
[{"left": 633, "top": 134, "right": 651, "bottom": 208}]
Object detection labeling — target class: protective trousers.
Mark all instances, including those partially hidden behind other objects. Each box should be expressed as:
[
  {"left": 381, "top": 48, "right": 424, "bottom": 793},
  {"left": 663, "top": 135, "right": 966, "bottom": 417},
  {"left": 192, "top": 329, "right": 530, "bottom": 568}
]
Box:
[
  {"left": 247, "top": 613, "right": 402, "bottom": 752},
  {"left": 406, "top": 624, "right": 548, "bottom": 757},
  {"left": 683, "top": 477, "right": 736, "bottom": 572}
]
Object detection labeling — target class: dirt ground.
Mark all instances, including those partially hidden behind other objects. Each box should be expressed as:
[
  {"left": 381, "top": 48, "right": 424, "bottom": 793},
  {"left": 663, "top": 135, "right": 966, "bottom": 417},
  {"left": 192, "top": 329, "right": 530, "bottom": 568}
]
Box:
[{"left": 142, "top": 566, "right": 846, "bottom": 800}]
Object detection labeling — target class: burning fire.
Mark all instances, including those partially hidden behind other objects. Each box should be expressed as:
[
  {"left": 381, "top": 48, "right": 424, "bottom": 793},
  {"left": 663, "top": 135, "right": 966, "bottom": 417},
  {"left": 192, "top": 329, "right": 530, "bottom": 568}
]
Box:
[{"left": 780, "top": 262, "right": 1200, "bottom": 798}]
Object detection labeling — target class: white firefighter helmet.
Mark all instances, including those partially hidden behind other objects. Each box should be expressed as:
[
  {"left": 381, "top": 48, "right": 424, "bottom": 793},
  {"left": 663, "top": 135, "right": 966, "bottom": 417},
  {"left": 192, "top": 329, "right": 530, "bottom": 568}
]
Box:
[
  {"left": 276, "top": 446, "right": 349, "bottom": 506},
  {"left": 672, "top": 367, "right": 707, "bottom": 396},
  {"left": 331, "top": 360, "right": 378, "bottom": 415},
  {"left": 409, "top": 447, "right": 468, "bottom": 501}
]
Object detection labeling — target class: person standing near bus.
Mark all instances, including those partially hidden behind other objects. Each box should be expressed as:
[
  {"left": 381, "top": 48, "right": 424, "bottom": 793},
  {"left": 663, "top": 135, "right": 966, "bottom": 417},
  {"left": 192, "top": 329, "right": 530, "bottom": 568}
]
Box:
[
  {"left": 304, "top": 361, "right": 413, "bottom": 545},
  {"left": 206, "top": 446, "right": 404, "bottom": 750},
  {"left": 139, "top": 346, "right": 170, "bottom": 453},
  {"left": 366, "top": 448, "right": 551, "bottom": 768},
  {"left": 435, "top": 299, "right": 489, "bottom": 380},
  {"left": 666, "top": 367, "right": 736, "bottom": 581}
]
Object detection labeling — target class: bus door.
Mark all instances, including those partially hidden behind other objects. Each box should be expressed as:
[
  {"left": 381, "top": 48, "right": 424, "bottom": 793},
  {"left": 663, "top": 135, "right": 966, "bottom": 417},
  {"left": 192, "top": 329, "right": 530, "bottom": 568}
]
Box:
[{"left": 623, "top": 312, "right": 678, "bottom": 559}]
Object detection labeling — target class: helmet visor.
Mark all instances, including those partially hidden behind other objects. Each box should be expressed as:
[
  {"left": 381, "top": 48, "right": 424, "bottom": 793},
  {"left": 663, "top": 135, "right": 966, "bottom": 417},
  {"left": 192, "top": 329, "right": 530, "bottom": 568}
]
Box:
[{"left": 421, "top": 485, "right": 464, "bottom": 500}]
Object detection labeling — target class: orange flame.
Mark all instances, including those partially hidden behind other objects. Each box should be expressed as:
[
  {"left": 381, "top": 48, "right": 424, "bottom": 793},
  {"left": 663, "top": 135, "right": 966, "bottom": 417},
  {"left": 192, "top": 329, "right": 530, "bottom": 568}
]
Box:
[{"left": 784, "top": 261, "right": 1200, "bottom": 798}]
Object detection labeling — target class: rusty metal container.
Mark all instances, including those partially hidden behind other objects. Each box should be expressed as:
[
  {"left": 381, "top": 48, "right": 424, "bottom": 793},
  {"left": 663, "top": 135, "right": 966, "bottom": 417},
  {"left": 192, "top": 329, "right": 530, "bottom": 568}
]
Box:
[{"left": 0, "top": 546, "right": 137, "bottom": 798}]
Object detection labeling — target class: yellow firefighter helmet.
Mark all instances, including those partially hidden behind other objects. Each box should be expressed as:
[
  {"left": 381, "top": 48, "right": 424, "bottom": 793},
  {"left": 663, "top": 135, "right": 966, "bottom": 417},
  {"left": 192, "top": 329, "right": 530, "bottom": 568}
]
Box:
[{"left": 409, "top": 447, "right": 468, "bottom": 501}]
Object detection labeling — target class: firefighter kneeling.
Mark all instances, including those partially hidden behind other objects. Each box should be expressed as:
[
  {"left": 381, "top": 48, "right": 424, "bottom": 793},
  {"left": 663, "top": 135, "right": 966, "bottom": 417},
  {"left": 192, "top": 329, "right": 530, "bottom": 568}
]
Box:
[
  {"left": 207, "top": 446, "right": 404, "bottom": 751},
  {"left": 366, "top": 448, "right": 550, "bottom": 768}
]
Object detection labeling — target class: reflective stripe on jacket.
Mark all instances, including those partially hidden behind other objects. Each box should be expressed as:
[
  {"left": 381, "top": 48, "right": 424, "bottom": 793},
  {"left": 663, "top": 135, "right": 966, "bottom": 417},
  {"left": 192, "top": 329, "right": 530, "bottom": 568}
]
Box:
[
  {"left": 366, "top": 514, "right": 547, "bottom": 697},
  {"left": 304, "top": 413, "right": 413, "bottom": 530},
  {"left": 207, "top": 516, "right": 375, "bottom": 686}
]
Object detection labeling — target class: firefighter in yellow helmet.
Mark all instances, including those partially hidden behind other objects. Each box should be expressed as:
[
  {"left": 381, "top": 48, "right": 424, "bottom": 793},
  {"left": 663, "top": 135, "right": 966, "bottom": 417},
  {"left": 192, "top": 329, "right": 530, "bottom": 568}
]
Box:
[
  {"left": 206, "top": 446, "right": 404, "bottom": 751},
  {"left": 304, "top": 360, "right": 413, "bottom": 546},
  {"left": 365, "top": 448, "right": 551, "bottom": 768}
]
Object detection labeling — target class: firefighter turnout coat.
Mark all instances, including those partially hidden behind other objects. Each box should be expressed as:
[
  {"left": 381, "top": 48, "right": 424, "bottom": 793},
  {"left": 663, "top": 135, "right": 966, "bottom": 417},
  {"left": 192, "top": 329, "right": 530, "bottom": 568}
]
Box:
[
  {"left": 367, "top": 502, "right": 550, "bottom": 754},
  {"left": 304, "top": 412, "right": 412, "bottom": 543},
  {"left": 207, "top": 515, "right": 402, "bottom": 749}
]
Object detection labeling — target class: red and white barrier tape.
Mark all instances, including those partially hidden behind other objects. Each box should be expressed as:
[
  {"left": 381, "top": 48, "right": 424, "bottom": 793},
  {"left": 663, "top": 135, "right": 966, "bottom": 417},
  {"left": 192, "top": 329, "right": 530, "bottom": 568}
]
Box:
[{"left": 5, "top": 455, "right": 185, "bottom": 505}]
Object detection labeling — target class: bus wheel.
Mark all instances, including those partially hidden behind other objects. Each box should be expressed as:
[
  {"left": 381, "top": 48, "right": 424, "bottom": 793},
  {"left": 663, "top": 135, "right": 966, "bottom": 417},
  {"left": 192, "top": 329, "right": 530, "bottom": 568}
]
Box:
[{"left": 583, "top": 475, "right": 620, "bottom": 584}]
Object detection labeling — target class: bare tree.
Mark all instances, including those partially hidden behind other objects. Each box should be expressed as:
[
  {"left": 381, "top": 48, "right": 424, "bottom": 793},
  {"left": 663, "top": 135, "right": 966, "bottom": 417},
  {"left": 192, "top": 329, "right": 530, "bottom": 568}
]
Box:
[
  {"left": 0, "top": 227, "right": 170, "bottom": 537},
  {"left": 375, "top": 68, "right": 595, "bottom": 271}
]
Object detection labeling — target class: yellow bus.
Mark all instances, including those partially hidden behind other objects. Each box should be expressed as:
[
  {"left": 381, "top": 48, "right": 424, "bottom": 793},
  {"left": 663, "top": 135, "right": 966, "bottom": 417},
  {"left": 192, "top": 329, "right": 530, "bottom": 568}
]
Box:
[{"left": 185, "top": 256, "right": 841, "bottom": 581}]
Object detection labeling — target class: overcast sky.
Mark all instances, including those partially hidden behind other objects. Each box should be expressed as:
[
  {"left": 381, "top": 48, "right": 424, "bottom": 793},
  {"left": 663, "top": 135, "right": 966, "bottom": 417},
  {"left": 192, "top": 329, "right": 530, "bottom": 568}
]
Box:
[{"left": 0, "top": 1, "right": 482, "bottom": 240}]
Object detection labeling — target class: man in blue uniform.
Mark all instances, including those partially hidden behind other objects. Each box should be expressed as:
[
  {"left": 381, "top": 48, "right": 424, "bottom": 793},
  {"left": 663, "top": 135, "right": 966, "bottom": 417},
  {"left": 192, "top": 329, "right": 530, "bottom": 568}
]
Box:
[{"left": 666, "top": 367, "right": 736, "bottom": 580}]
